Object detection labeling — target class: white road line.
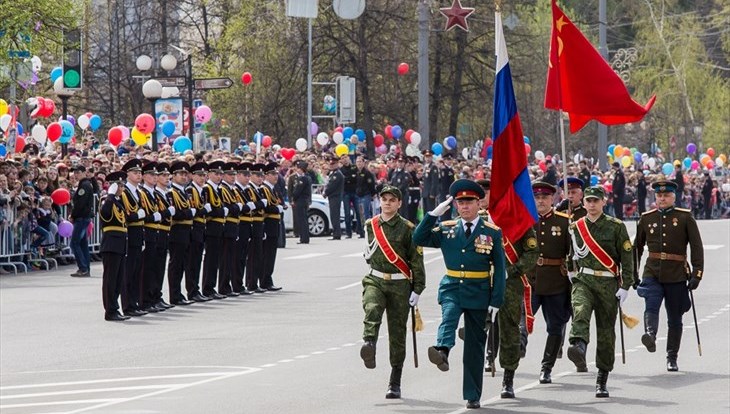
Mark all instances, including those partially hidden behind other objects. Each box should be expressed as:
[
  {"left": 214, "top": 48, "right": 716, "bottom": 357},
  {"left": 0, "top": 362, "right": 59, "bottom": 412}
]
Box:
[
  {"left": 0, "top": 372, "right": 229, "bottom": 391},
  {"left": 342, "top": 343, "right": 357, "bottom": 347},
  {"left": 1, "top": 399, "right": 121, "bottom": 410},
  {"left": 277, "top": 359, "right": 294, "bottom": 363},
  {"left": 294, "top": 355, "right": 310, "bottom": 359},
  {"left": 341, "top": 252, "right": 364, "bottom": 257},
  {"left": 283, "top": 253, "right": 330, "bottom": 260},
  {"left": 326, "top": 347, "right": 340, "bottom": 351},
  {"left": 335, "top": 281, "right": 361, "bottom": 291},
  {"left": 259, "top": 364, "right": 276, "bottom": 368},
  {"left": 703, "top": 244, "right": 725, "bottom": 250},
  {"left": 1, "top": 384, "right": 177, "bottom": 400},
  {"left": 310, "top": 351, "right": 325, "bottom": 355}
]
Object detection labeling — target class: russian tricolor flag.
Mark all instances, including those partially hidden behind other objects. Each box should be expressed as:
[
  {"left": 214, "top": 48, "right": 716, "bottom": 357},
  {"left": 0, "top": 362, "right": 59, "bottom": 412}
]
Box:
[{"left": 488, "top": 10, "right": 538, "bottom": 242}]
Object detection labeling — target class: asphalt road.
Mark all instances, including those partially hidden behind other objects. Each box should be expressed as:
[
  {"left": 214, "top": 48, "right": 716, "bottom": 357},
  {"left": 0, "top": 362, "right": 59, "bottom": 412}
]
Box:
[{"left": 1, "top": 219, "right": 728, "bottom": 414}]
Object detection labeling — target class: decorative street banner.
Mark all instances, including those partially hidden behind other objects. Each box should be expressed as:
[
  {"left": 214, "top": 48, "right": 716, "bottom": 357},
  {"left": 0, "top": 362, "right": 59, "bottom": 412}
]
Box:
[{"left": 154, "top": 98, "right": 184, "bottom": 143}]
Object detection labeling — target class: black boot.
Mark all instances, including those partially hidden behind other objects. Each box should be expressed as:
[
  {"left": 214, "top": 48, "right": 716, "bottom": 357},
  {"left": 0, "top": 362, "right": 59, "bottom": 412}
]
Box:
[
  {"left": 501, "top": 369, "right": 515, "bottom": 398},
  {"left": 539, "top": 335, "right": 562, "bottom": 384},
  {"left": 641, "top": 312, "right": 659, "bottom": 353},
  {"left": 427, "top": 346, "right": 450, "bottom": 372},
  {"left": 567, "top": 339, "right": 588, "bottom": 372},
  {"left": 595, "top": 369, "right": 609, "bottom": 398},
  {"left": 360, "top": 339, "right": 377, "bottom": 369},
  {"left": 666, "top": 327, "right": 682, "bottom": 372},
  {"left": 385, "top": 366, "right": 402, "bottom": 399}
]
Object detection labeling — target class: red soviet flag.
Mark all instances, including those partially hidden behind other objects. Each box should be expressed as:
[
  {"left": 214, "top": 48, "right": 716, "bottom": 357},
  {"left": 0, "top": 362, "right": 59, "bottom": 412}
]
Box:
[{"left": 544, "top": 0, "right": 655, "bottom": 133}]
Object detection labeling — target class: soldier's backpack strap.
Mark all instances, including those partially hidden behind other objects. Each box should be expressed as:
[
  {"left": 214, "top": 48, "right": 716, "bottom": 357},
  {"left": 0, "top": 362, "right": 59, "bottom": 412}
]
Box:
[
  {"left": 575, "top": 218, "right": 619, "bottom": 275},
  {"left": 371, "top": 215, "right": 412, "bottom": 279}
]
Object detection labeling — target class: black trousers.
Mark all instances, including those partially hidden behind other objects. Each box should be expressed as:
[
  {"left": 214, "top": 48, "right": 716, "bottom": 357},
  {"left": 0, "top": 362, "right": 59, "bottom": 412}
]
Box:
[
  {"left": 140, "top": 238, "right": 159, "bottom": 308},
  {"left": 102, "top": 252, "right": 125, "bottom": 314},
  {"left": 153, "top": 232, "right": 169, "bottom": 303},
  {"left": 328, "top": 197, "right": 342, "bottom": 238},
  {"left": 168, "top": 238, "right": 190, "bottom": 302},
  {"left": 219, "top": 236, "right": 238, "bottom": 294},
  {"left": 185, "top": 236, "right": 205, "bottom": 299},
  {"left": 246, "top": 221, "right": 265, "bottom": 290},
  {"left": 233, "top": 222, "right": 252, "bottom": 293},
  {"left": 202, "top": 235, "right": 222, "bottom": 296},
  {"left": 614, "top": 197, "right": 624, "bottom": 220},
  {"left": 262, "top": 218, "right": 280, "bottom": 288},
  {"left": 122, "top": 245, "right": 142, "bottom": 312},
  {"left": 294, "top": 202, "right": 310, "bottom": 243}
]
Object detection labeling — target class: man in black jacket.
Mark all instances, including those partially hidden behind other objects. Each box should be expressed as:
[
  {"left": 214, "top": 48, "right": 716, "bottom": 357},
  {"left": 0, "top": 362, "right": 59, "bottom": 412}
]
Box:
[
  {"left": 70, "top": 165, "right": 95, "bottom": 277},
  {"left": 673, "top": 165, "right": 685, "bottom": 208},
  {"left": 292, "top": 161, "right": 312, "bottom": 244},
  {"left": 612, "top": 162, "right": 626, "bottom": 220},
  {"left": 421, "top": 150, "right": 439, "bottom": 213},
  {"left": 355, "top": 156, "right": 376, "bottom": 223},
  {"left": 341, "top": 155, "right": 362, "bottom": 238},
  {"left": 324, "top": 158, "right": 345, "bottom": 240}
]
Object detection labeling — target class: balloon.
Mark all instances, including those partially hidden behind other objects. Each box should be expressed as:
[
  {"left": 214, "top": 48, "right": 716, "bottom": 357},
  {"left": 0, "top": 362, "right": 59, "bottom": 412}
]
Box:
[
  {"left": 373, "top": 134, "right": 384, "bottom": 147},
  {"left": 241, "top": 72, "right": 252, "bottom": 85},
  {"left": 60, "top": 114, "right": 75, "bottom": 127},
  {"left": 342, "top": 127, "right": 354, "bottom": 139},
  {"left": 119, "top": 125, "right": 130, "bottom": 139},
  {"left": 135, "top": 113, "right": 156, "bottom": 134},
  {"left": 410, "top": 132, "right": 421, "bottom": 146},
  {"left": 534, "top": 150, "right": 545, "bottom": 161},
  {"left": 431, "top": 142, "right": 443, "bottom": 155},
  {"left": 484, "top": 138, "right": 493, "bottom": 147},
  {"left": 13, "top": 136, "right": 25, "bottom": 153},
  {"left": 661, "top": 162, "right": 673, "bottom": 175},
  {"left": 253, "top": 131, "right": 264, "bottom": 144},
  {"left": 172, "top": 136, "right": 192, "bottom": 152},
  {"left": 51, "top": 189, "right": 72, "bottom": 206},
  {"left": 707, "top": 148, "right": 715, "bottom": 158},
  {"left": 272, "top": 144, "right": 281, "bottom": 152},
  {"left": 538, "top": 160, "right": 547, "bottom": 172},
  {"left": 406, "top": 145, "right": 420, "bottom": 157},
  {"left": 161, "top": 120, "right": 176, "bottom": 137},
  {"left": 131, "top": 127, "right": 149, "bottom": 146},
  {"left": 608, "top": 144, "right": 616, "bottom": 155},
  {"left": 50, "top": 67, "right": 63, "bottom": 83},
  {"left": 700, "top": 154, "right": 710, "bottom": 165},
  {"left": 195, "top": 105, "right": 212, "bottom": 124},
  {"left": 397, "top": 62, "right": 409, "bottom": 75},
  {"left": 355, "top": 129, "right": 366, "bottom": 142},
  {"left": 376, "top": 144, "right": 388, "bottom": 154},
  {"left": 524, "top": 143, "right": 531, "bottom": 155},
  {"left": 634, "top": 152, "right": 643, "bottom": 163},
  {"left": 641, "top": 153, "right": 649, "bottom": 162},
  {"left": 332, "top": 132, "right": 344, "bottom": 144},
  {"left": 590, "top": 175, "right": 599, "bottom": 186},
  {"left": 384, "top": 125, "right": 393, "bottom": 138},
  {"left": 404, "top": 129, "right": 414, "bottom": 143},
  {"left": 486, "top": 146, "right": 493, "bottom": 159},
  {"left": 77, "top": 114, "right": 90, "bottom": 130},
  {"left": 334, "top": 126, "right": 343, "bottom": 133},
  {"left": 622, "top": 148, "right": 631, "bottom": 157},
  {"left": 683, "top": 157, "right": 692, "bottom": 169},
  {"left": 316, "top": 132, "right": 329, "bottom": 146},
  {"left": 523, "top": 136, "right": 530, "bottom": 144},
  {"left": 445, "top": 136, "right": 457, "bottom": 150},
  {"left": 41, "top": 99, "right": 56, "bottom": 118},
  {"left": 691, "top": 160, "right": 700, "bottom": 170},
  {"left": 295, "top": 138, "right": 307, "bottom": 151},
  {"left": 31, "top": 124, "right": 47, "bottom": 143},
  {"left": 0, "top": 98, "right": 8, "bottom": 115},
  {"left": 706, "top": 160, "right": 714, "bottom": 169},
  {"left": 391, "top": 125, "right": 403, "bottom": 139},
  {"left": 720, "top": 154, "right": 727, "bottom": 164},
  {"left": 310, "top": 121, "right": 318, "bottom": 136},
  {"left": 262, "top": 135, "right": 272, "bottom": 148},
  {"left": 16, "top": 122, "right": 24, "bottom": 136},
  {"left": 0, "top": 114, "right": 11, "bottom": 131},
  {"left": 621, "top": 156, "right": 631, "bottom": 167},
  {"left": 89, "top": 114, "right": 102, "bottom": 131},
  {"left": 673, "top": 159, "right": 681, "bottom": 167},
  {"left": 59, "top": 120, "right": 74, "bottom": 138},
  {"left": 108, "top": 127, "right": 123, "bottom": 146},
  {"left": 47, "top": 122, "right": 62, "bottom": 141},
  {"left": 57, "top": 220, "right": 74, "bottom": 238},
  {"left": 686, "top": 143, "right": 696, "bottom": 154},
  {"left": 281, "top": 148, "right": 296, "bottom": 160},
  {"left": 613, "top": 145, "right": 623, "bottom": 158},
  {"left": 715, "top": 157, "right": 724, "bottom": 167},
  {"left": 335, "top": 143, "right": 349, "bottom": 157},
  {"left": 0, "top": 144, "right": 5, "bottom": 157},
  {"left": 647, "top": 158, "right": 656, "bottom": 169}
]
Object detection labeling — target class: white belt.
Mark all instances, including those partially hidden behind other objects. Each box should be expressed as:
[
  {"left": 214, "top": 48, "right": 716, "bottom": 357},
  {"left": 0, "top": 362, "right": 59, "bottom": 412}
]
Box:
[
  {"left": 580, "top": 267, "right": 615, "bottom": 277},
  {"left": 369, "top": 269, "right": 407, "bottom": 280}
]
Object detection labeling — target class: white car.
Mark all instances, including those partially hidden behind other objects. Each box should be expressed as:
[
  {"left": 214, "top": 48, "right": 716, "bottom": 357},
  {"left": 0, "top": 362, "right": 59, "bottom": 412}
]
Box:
[{"left": 283, "top": 194, "right": 345, "bottom": 237}]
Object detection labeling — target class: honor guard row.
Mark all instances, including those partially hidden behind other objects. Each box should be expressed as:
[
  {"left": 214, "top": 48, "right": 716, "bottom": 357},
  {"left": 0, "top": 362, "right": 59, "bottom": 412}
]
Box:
[{"left": 100, "top": 159, "right": 284, "bottom": 322}]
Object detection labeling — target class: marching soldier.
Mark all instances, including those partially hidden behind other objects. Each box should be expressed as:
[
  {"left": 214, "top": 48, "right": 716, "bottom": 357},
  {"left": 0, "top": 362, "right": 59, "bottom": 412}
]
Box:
[
  {"left": 261, "top": 162, "right": 284, "bottom": 291},
  {"left": 186, "top": 162, "right": 211, "bottom": 302},
  {"left": 530, "top": 182, "right": 572, "bottom": 384},
  {"left": 556, "top": 177, "right": 587, "bottom": 220},
  {"left": 152, "top": 162, "right": 175, "bottom": 309},
  {"left": 566, "top": 186, "right": 634, "bottom": 398},
  {"left": 219, "top": 162, "right": 242, "bottom": 297},
  {"left": 360, "top": 186, "right": 425, "bottom": 399},
  {"left": 167, "top": 161, "right": 195, "bottom": 306},
  {"left": 138, "top": 161, "right": 166, "bottom": 313},
  {"left": 246, "top": 163, "right": 268, "bottom": 292},
  {"left": 413, "top": 179, "right": 506, "bottom": 410},
  {"left": 389, "top": 155, "right": 411, "bottom": 218},
  {"left": 120, "top": 159, "right": 148, "bottom": 317},
  {"left": 421, "top": 150, "right": 439, "bottom": 213},
  {"left": 233, "top": 162, "right": 255, "bottom": 295},
  {"left": 202, "top": 160, "right": 227, "bottom": 300},
  {"left": 634, "top": 180, "right": 704, "bottom": 371},
  {"left": 100, "top": 171, "right": 130, "bottom": 321}
]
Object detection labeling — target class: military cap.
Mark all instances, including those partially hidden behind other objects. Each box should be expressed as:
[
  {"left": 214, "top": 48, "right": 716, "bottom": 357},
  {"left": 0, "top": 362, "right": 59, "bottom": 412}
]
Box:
[
  {"left": 155, "top": 162, "right": 170, "bottom": 174},
  {"left": 237, "top": 162, "right": 253, "bottom": 173},
  {"left": 612, "top": 161, "right": 621, "bottom": 168},
  {"left": 379, "top": 185, "right": 402, "bottom": 200},
  {"left": 122, "top": 159, "right": 143, "bottom": 172},
  {"left": 141, "top": 161, "right": 158, "bottom": 174},
  {"left": 652, "top": 180, "right": 677, "bottom": 194},
  {"left": 584, "top": 186, "right": 606, "bottom": 200},
  {"left": 222, "top": 162, "right": 239, "bottom": 175},
  {"left": 170, "top": 161, "right": 190, "bottom": 174},
  {"left": 422, "top": 149, "right": 433, "bottom": 156},
  {"left": 190, "top": 161, "right": 208, "bottom": 175},
  {"left": 251, "top": 163, "right": 266, "bottom": 174},
  {"left": 264, "top": 162, "right": 279, "bottom": 174},
  {"left": 449, "top": 179, "right": 485, "bottom": 200},
  {"left": 443, "top": 154, "right": 454, "bottom": 160},
  {"left": 557, "top": 176, "right": 584, "bottom": 190},
  {"left": 328, "top": 157, "right": 340, "bottom": 164},
  {"left": 207, "top": 160, "right": 225, "bottom": 173},
  {"left": 295, "top": 160, "right": 309, "bottom": 170},
  {"left": 476, "top": 179, "right": 491, "bottom": 191},
  {"left": 106, "top": 171, "right": 127, "bottom": 183},
  {"left": 532, "top": 181, "right": 557, "bottom": 195},
  {"left": 72, "top": 165, "right": 86, "bottom": 173}
]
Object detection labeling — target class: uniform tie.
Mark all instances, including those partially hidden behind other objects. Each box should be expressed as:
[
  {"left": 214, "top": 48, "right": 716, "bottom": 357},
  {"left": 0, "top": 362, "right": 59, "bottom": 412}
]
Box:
[{"left": 465, "top": 222, "right": 473, "bottom": 238}]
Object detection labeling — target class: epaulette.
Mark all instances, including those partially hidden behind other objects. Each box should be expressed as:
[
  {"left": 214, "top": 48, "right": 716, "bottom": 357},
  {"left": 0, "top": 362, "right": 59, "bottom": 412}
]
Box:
[
  {"left": 675, "top": 208, "right": 691, "bottom": 213},
  {"left": 365, "top": 218, "right": 372, "bottom": 226},
  {"left": 482, "top": 219, "right": 500, "bottom": 231},
  {"left": 641, "top": 209, "right": 657, "bottom": 216},
  {"left": 608, "top": 216, "right": 623, "bottom": 224},
  {"left": 441, "top": 220, "right": 458, "bottom": 227},
  {"left": 400, "top": 217, "right": 415, "bottom": 228},
  {"left": 554, "top": 211, "right": 570, "bottom": 219}
]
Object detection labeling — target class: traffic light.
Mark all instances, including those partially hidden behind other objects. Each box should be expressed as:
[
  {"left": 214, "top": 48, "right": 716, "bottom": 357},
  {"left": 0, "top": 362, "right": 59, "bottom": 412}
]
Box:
[{"left": 62, "top": 29, "right": 82, "bottom": 89}]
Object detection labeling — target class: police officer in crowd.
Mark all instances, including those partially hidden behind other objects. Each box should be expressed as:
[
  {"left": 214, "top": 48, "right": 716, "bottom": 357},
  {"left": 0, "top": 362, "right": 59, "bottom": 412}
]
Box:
[
  {"left": 355, "top": 155, "right": 376, "bottom": 223},
  {"left": 100, "top": 171, "right": 130, "bottom": 321},
  {"left": 389, "top": 155, "right": 411, "bottom": 218},
  {"left": 421, "top": 150, "right": 439, "bottom": 213},
  {"left": 341, "top": 155, "right": 362, "bottom": 238},
  {"left": 69, "top": 165, "right": 95, "bottom": 277},
  {"left": 291, "top": 161, "right": 312, "bottom": 245},
  {"left": 324, "top": 157, "right": 344, "bottom": 240}
]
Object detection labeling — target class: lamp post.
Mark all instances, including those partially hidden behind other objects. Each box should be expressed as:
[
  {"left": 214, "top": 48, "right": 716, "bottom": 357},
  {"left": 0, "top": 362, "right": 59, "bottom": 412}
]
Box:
[
  {"left": 142, "top": 79, "right": 163, "bottom": 151},
  {"left": 693, "top": 125, "right": 703, "bottom": 154},
  {"left": 136, "top": 53, "right": 178, "bottom": 151},
  {"left": 53, "top": 77, "right": 75, "bottom": 157}
]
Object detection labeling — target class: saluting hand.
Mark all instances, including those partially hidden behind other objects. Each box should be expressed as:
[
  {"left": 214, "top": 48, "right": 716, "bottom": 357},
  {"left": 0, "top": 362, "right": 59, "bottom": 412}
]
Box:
[{"left": 430, "top": 196, "right": 454, "bottom": 217}]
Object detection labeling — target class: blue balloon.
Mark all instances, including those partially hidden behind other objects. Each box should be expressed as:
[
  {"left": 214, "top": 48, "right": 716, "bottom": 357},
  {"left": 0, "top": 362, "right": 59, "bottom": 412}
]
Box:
[
  {"left": 59, "top": 135, "right": 72, "bottom": 144},
  {"left": 253, "top": 131, "right": 263, "bottom": 144},
  {"left": 50, "top": 67, "right": 63, "bottom": 83},
  {"left": 634, "top": 151, "right": 642, "bottom": 163},
  {"left": 392, "top": 125, "right": 403, "bottom": 139},
  {"left": 59, "top": 120, "right": 74, "bottom": 138},
  {"left": 590, "top": 175, "right": 599, "bottom": 186},
  {"left": 683, "top": 157, "right": 692, "bottom": 169},
  {"left": 445, "top": 136, "right": 457, "bottom": 149},
  {"left": 523, "top": 136, "right": 530, "bottom": 144},
  {"left": 355, "top": 129, "right": 366, "bottom": 142},
  {"left": 17, "top": 122, "right": 23, "bottom": 136},
  {"left": 173, "top": 137, "right": 193, "bottom": 153},
  {"left": 342, "top": 127, "right": 354, "bottom": 139},
  {"left": 0, "top": 144, "right": 6, "bottom": 157},
  {"left": 486, "top": 146, "right": 493, "bottom": 160},
  {"left": 89, "top": 114, "right": 102, "bottom": 131},
  {"left": 661, "top": 162, "right": 673, "bottom": 175},
  {"left": 608, "top": 144, "right": 616, "bottom": 155},
  {"left": 161, "top": 120, "right": 176, "bottom": 137},
  {"left": 431, "top": 142, "right": 443, "bottom": 155}
]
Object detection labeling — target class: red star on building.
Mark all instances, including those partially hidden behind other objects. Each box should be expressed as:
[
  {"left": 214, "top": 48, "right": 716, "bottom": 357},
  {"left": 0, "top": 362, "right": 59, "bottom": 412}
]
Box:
[{"left": 440, "top": 0, "right": 475, "bottom": 32}]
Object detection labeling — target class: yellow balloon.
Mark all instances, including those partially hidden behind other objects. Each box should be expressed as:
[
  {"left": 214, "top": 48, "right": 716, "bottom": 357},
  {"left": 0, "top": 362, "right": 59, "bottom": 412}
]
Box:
[
  {"left": 613, "top": 145, "right": 623, "bottom": 158},
  {"left": 0, "top": 99, "right": 8, "bottom": 115},
  {"left": 720, "top": 154, "right": 727, "bottom": 163},
  {"left": 673, "top": 159, "right": 681, "bottom": 167},
  {"left": 621, "top": 156, "right": 631, "bottom": 167},
  {"left": 335, "top": 143, "right": 349, "bottom": 157},
  {"left": 131, "top": 127, "right": 149, "bottom": 146}
]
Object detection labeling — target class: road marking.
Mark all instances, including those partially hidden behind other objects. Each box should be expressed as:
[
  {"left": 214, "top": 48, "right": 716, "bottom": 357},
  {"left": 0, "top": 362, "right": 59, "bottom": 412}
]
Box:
[
  {"left": 294, "top": 355, "right": 310, "bottom": 359},
  {"left": 277, "top": 359, "right": 294, "bottom": 363},
  {"left": 342, "top": 343, "right": 357, "bottom": 347},
  {"left": 1, "top": 399, "right": 122, "bottom": 409},
  {"left": 335, "top": 281, "right": 361, "bottom": 291},
  {"left": 326, "top": 347, "right": 341, "bottom": 351},
  {"left": 341, "top": 252, "right": 364, "bottom": 257},
  {"left": 703, "top": 244, "right": 725, "bottom": 250},
  {"left": 0, "top": 372, "right": 230, "bottom": 391},
  {"left": 259, "top": 364, "right": 277, "bottom": 368},
  {"left": 310, "top": 351, "right": 325, "bottom": 355},
  {"left": 283, "top": 253, "right": 330, "bottom": 260},
  {"left": 1, "top": 384, "right": 177, "bottom": 400}
]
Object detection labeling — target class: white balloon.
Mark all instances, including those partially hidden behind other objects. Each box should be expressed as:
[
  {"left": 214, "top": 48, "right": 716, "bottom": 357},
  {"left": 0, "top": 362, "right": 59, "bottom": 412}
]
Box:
[
  {"left": 31, "top": 124, "right": 47, "bottom": 143},
  {"left": 716, "top": 157, "right": 724, "bottom": 167},
  {"left": 272, "top": 144, "right": 281, "bottom": 151},
  {"left": 647, "top": 157, "right": 656, "bottom": 169},
  {"left": 77, "top": 114, "right": 90, "bottom": 130},
  {"left": 332, "top": 131, "right": 344, "bottom": 144},
  {"left": 641, "top": 153, "right": 649, "bottom": 162},
  {"left": 462, "top": 148, "right": 470, "bottom": 159},
  {"left": 316, "top": 132, "right": 329, "bottom": 146},
  {"left": 405, "top": 145, "right": 418, "bottom": 156},
  {"left": 410, "top": 132, "right": 421, "bottom": 146},
  {"left": 0, "top": 114, "right": 11, "bottom": 131},
  {"left": 534, "top": 150, "right": 545, "bottom": 161},
  {"left": 31, "top": 56, "right": 42, "bottom": 73},
  {"left": 295, "top": 138, "right": 308, "bottom": 152}
]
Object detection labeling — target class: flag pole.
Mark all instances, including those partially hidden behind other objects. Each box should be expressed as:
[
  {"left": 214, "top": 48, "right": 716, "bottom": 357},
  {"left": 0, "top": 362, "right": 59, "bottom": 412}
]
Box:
[{"left": 559, "top": 110, "right": 569, "bottom": 198}]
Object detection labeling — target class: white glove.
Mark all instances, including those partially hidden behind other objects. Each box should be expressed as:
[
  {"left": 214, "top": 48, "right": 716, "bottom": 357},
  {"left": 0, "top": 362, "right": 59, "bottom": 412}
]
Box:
[
  {"left": 615, "top": 288, "right": 629, "bottom": 305},
  {"left": 277, "top": 205, "right": 284, "bottom": 213},
  {"left": 488, "top": 306, "right": 499, "bottom": 316},
  {"left": 136, "top": 209, "right": 146, "bottom": 219},
  {"left": 223, "top": 207, "right": 229, "bottom": 217},
  {"left": 190, "top": 208, "right": 197, "bottom": 217},
  {"left": 408, "top": 292, "right": 419, "bottom": 307},
  {"left": 568, "top": 271, "right": 577, "bottom": 284},
  {"left": 237, "top": 203, "right": 243, "bottom": 210},
  {"left": 107, "top": 183, "right": 119, "bottom": 195},
  {"left": 430, "top": 196, "right": 454, "bottom": 217},
  {"left": 168, "top": 206, "right": 176, "bottom": 216},
  {"left": 261, "top": 199, "right": 268, "bottom": 207},
  {"left": 204, "top": 203, "right": 212, "bottom": 213},
  {"left": 153, "top": 212, "right": 162, "bottom": 222},
  {"left": 246, "top": 202, "right": 256, "bottom": 210}
]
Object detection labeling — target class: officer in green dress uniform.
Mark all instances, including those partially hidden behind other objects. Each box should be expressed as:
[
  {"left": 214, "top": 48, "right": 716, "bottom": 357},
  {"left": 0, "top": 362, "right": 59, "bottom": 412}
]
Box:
[
  {"left": 100, "top": 171, "right": 130, "bottom": 321},
  {"left": 634, "top": 180, "right": 703, "bottom": 371},
  {"left": 413, "top": 179, "right": 506, "bottom": 410},
  {"left": 556, "top": 177, "right": 587, "bottom": 220},
  {"left": 566, "top": 186, "right": 634, "bottom": 398},
  {"left": 360, "top": 186, "right": 425, "bottom": 399}
]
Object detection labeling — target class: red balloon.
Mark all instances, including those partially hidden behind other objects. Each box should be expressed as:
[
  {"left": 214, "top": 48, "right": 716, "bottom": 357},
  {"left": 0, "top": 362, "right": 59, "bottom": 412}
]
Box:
[
  {"left": 525, "top": 143, "right": 531, "bottom": 155},
  {"left": 43, "top": 100, "right": 56, "bottom": 117},
  {"left": 538, "top": 160, "right": 547, "bottom": 172},
  {"left": 51, "top": 188, "right": 71, "bottom": 206},
  {"left": 397, "top": 62, "right": 410, "bottom": 76},
  {"left": 241, "top": 72, "right": 253, "bottom": 85},
  {"left": 334, "top": 126, "right": 343, "bottom": 133},
  {"left": 262, "top": 135, "right": 272, "bottom": 148},
  {"left": 404, "top": 129, "right": 414, "bottom": 143},
  {"left": 281, "top": 148, "right": 296, "bottom": 160},
  {"left": 622, "top": 148, "right": 631, "bottom": 157},
  {"left": 384, "top": 125, "right": 393, "bottom": 139},
  {"left": 108, "top": 127, "right": 123, "bottom": 146},
  {"left": 15, "top": 137, "right": 26, "bottom": 153},
  {"left": 706, "top": 160, "right": 714, "bottom": 169},
  {"left": 135, "top": 113, "right": 156, "bottom": 134},
  {"left": 373, "top": 134, "right": 384, "bottom": 147},
  {"left": 707, "top": 148, "right": 715, "bottom": 157},
  {"left": 47, "top": 122, "right": 62, "bottom": 141},
  {"left": 484, "top": 137, "right": 493, "bottom": 147}
]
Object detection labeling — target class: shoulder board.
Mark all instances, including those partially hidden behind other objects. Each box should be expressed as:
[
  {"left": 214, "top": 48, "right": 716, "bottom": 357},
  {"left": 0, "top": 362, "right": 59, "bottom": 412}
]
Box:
[
  {"left": 482, "top": 219, "right": 500, "bottom": 231},
  {"left": 675, "top": 208, "right": 691, "bottom": 213},
  {"left": 641, "top": 209, "right": 657, "bottom": 216},
  {"left": 608, "top": 216, "right": 623, "bottom": 224},
  {"left": 365, "top": 218, "right": 372, "bottom": 226},
  {"left": 554, "top": 211, "right": 570, "bottom": 219},
  {"left": 400, "top": 217, "right": 415, "bottom": 228},
  {"left": 441, "top": 220, "right": 458, "bottom": 227}
]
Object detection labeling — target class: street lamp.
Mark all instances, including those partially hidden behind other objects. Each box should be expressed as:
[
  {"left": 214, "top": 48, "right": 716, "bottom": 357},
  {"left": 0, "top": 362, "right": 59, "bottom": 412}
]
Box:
[
  {"left": 693, "top": 125, "right": 703, "bottom": 154},
  {"left": 53, "top": 76, "right": 75, "bottom": 157},
  {"left": 142, "top": 79, "right": 162, "bottom": 151}
]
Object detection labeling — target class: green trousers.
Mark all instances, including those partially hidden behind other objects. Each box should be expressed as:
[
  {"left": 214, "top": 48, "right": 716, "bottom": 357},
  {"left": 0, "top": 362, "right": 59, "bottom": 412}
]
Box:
[
  {"left": 362, "top": 275, "right": 411, "bottom": 368},
  {"left": 569, "top": 273, "right": 619, "bottom": 372},
  {"left": 498, "top": 276, "right": 524, "bottom": 371}
]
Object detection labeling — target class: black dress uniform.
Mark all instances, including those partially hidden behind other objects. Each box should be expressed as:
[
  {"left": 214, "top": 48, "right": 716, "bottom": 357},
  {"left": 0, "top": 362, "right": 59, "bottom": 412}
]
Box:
[
  {"left": 407, "top": 159, "right": 421, "bottom": 224},
  {"left": 218, "top": 162, "right": 242, "bottom": 297},
  {"left": 138, "top": 162, "right": 164, "bottom": 312},
  {"left": 389, "top": 156, "right": 411, "bottom": 218},
  {"left": 186, "top": 162, "right": 210, "bottom": 302},
  {"left": 635, "top": 180, "right": 704, "bottom": 371},
  {"left": 421, "top": 151, "right": 439, "bottom": 213},
  {"left": 167, "top": 161, "right": 194, "bottom": 306},
  {"left": 100, "top": 171, "right": 130, "bottom": 321},
  {"left": 202, "top": 161, "right": 227, "bottom": 300},
  {"left": 291, "top": 161, "right": 312, "bottom": 245},
  {"left": 246, "top": 163, "right": 268, "bottom": 292},
  {"left": 120, "top": 159, "right": 147, "bottom": 317},
  {"left": 324, "top": 160, "right": 344, "bottom": 240},
  {"left": 556, "top": 177, "right": 587, "bottom": 220},
  {"left": 152, "top": 162, "right": 174, "bottom": 309},
  {"left": 438, "top": 156, "right": 455, "bottom": 219},
  {"left": 261, "top": 162, "right": 283, "bottom": 291},
  {"left": 233, "top": 163, "right": 255, "bottom": 295}
]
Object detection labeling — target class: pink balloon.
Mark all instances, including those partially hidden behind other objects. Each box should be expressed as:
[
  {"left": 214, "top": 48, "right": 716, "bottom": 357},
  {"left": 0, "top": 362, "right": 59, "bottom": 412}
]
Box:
[
  {"left": 195, "top": 105, "right": 212, "bottom": 124},
  {"left": 691, "top": 160, "right": 700, "bottom": 170},
  {"left": 376, "top": 144, "right": 388, "bottom": 154}
]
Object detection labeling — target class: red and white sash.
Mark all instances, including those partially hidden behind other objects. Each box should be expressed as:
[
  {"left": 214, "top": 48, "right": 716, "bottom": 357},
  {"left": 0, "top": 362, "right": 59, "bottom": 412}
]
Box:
[
  {"left": 575, "top": 218, "right": 619, "bottom": 275},
  {"left": 371, "top": 216, "right": 411, "bottom": 279}
]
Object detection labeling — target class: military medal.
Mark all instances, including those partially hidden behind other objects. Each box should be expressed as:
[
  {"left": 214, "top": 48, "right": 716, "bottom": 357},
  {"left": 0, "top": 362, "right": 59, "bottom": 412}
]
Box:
[{"left": 672, "top": 218, "right": 678, "bottom": 226}]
